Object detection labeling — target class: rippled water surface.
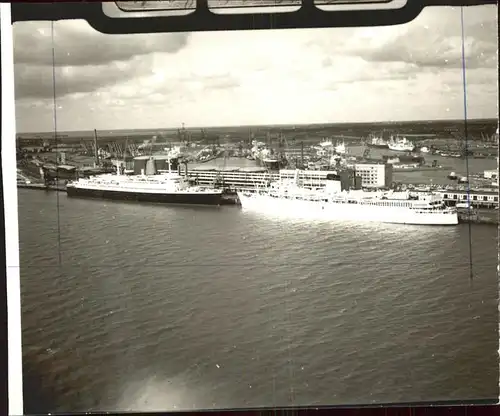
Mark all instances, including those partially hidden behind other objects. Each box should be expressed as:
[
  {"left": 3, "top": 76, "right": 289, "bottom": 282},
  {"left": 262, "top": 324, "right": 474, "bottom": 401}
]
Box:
[{"left": 18, "top": 189, "right": 498, "bottom": 413}]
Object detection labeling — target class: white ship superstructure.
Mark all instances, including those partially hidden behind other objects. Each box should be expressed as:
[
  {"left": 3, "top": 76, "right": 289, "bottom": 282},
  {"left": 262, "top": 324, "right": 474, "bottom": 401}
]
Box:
[
  {"left": 388, "top": 136, "right": 415, "bottom": 152},
  {"left": 237, "top": 171, "right": 458, "bottom": 225},
  {"left": 335, "top": 141, "right": 346, "bottom": 155},
  {"left": 367, "top": 135, "right": 389, "bottom": 148}
]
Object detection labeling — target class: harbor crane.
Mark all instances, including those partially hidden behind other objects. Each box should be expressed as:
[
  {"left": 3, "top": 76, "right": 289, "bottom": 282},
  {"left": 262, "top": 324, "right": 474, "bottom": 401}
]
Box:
[{"left": 450, "top": 131, "right": 472, "bottom": 158}]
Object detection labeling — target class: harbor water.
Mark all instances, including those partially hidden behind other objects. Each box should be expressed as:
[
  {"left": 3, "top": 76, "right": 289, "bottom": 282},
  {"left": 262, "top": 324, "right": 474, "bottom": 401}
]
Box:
[{"left": 18, "top": 189, "right": 498, "bottom": 413}]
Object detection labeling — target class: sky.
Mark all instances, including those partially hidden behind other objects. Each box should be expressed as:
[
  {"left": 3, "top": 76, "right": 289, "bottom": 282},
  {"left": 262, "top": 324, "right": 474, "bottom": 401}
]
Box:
[{"left": 12, "top": 4, "right": 498, "bottom": 133}]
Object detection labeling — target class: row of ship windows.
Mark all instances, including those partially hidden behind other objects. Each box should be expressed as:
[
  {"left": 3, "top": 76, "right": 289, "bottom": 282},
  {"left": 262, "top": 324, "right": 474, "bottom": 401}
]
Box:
[
  {"left": 413, "top": 210, "right": 449, "bottom": 214},
  {"left": 89, "top": 181, "right": 179, "bottom": 185},
  {"left": 445, "top": 194, "right": 498, "bottom": 202},
  {"left": 268, "top": 195, "right": 424, "bottom": 207},
  {"left": 360, "top": 202, "right": 414, "bottom": 206}
]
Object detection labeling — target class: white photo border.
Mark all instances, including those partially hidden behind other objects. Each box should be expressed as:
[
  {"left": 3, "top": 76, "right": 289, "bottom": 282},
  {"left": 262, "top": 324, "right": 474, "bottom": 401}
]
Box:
[
  {"left": 1, "top": 3, "right": 24, "bottom": 416},
  {"left": 2, "top": 2, "right": 500, "bottom": 413}
]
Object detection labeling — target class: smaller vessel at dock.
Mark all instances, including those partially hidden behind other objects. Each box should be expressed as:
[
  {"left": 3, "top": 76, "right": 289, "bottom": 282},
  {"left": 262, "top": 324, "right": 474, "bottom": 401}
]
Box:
[
  {"left": 388, "top": 136, "right": 415, "bottom": 152},
  {"left": 319, "top": 139, "right": 333, "bottom": 148},
  {"left": 366, "top": 135, "right": 389, "bottom": 148},
  {"left": 261, "top": 157, "right": 286, "bottom": 170},
  {"left": 383, "top": 154, "right": 424, "bottom": 165},
  {"left": 334, "top": 141, "right": 346, "bottom": 155}
]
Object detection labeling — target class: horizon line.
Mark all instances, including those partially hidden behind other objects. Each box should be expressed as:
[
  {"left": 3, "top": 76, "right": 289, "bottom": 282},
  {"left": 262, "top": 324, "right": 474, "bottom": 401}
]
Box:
[{"left": 16, "top": 117, "right": 498, "bottom": 136}]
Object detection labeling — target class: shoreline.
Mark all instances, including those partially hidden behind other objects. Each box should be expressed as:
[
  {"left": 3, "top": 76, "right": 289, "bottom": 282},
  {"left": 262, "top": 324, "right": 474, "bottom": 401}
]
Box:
[{"left": 392, "top": 166, "right": 449, "bottom": 173}]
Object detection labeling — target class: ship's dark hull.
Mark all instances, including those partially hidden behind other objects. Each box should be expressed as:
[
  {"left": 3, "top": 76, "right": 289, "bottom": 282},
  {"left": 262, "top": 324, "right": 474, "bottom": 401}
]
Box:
[
  {"left": 367, "top": 144, "right": 389, "bottom": 149},
  {"left": 383, "top": 154, "right": 424, "bottom": 164},
  {"left": 66, "top": 186, "right": 223, "bottom": 206},
  {"left": 398, "top": 155, "right": 425, "bottom": 163},
  {"left": 255, "top": 156, "right": 287, "bottom": 170}
]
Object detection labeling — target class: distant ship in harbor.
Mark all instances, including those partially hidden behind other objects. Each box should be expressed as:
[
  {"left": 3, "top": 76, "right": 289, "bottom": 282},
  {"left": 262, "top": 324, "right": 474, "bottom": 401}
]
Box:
[
  {"left": 250, "top": 139, "right": 287, "bottom": 170},
  {"left": 237, "top": 171, "right": 458, "bottom": 226},
  {"left": 334, "top": 141, "right": 346, "bottom": 155},
  {"left": 66, "top": 165, "right": 224, "bottom": 205},
  {"left": 383, "top": 154, "right": 424, "bottom": 165},
  {"left": 254, "top": 152, "right": 287, "bottom": 170},
  {"left": 315, "top": 139, "right": 346, "bottom": 155},
  {"left": 388, "top": 136, "right": 415, "bottom": 152},
  {"left": 366, "top": 134, "right": 389, "bottom": 149},
  {"left": 260, "top": 157, "right": 287, "bottom": 170},
  {"left": 319, "top": 139, "right": 333, "bottom": 148}
]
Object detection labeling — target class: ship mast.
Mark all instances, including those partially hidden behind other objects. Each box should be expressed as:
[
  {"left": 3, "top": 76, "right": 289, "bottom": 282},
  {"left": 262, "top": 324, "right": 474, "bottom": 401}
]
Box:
[{"left": 93, "top": 129, "right": 99, "bottom": 167}]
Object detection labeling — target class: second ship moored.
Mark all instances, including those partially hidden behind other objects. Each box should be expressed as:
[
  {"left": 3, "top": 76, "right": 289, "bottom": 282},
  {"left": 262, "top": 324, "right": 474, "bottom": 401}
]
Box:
[{"left": 237, "top": 171, "right": 458, "bottom": 225}]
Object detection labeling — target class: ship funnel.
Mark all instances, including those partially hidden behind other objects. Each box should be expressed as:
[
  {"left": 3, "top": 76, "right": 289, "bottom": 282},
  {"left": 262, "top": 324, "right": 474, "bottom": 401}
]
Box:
[{"left": 325, "top": 179, "right": 342, "bottom": 194}]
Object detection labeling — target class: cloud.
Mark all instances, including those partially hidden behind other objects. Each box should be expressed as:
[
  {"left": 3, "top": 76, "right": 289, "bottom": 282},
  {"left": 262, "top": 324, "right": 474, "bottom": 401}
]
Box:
[
  {"left": 12, "top": 5, "right": 498, "bottom": 132},
  {"left": 13, "top": 20, "right": 190, "bottom": 67},
  {"left": 201, "top": 74, "right": 241, "bottom": 90},
  {"left": 14, "top": 56, "right": 157, "bottom": 100},
  {"left": 170, "top": 72, "right": 241, "bottom": 92},
  {"left": 13, "top": 20, "right": 190, "bottom": 100},
  {"left": 350, "top": 7, "right": 497, "bottom": 70}
]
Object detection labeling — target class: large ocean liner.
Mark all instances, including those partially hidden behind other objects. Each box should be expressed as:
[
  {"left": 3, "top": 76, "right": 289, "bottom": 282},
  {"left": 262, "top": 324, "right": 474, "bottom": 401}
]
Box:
[
  {"left": 237, "top": 171, "right": 458, "bottom": 225},
  {"left": 66, "top": 166, "right": 224, "bottom": 205}
]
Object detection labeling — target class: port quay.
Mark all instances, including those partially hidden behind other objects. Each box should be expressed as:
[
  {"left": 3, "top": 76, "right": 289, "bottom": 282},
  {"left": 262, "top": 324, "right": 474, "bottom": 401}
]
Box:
[
  {"left": 18, "top": 162, "right": 499, "bottom": 224},
  {"left": 16, "top": 122, "right": 499, "bottom": 224}
]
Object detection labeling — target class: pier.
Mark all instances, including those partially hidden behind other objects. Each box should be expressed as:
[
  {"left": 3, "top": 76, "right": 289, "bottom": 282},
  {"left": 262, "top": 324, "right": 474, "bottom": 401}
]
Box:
[
  {"left": 17, "top": 182, "right": 66, "bottom": 192},
  {"left": 457, "top": 208, "right": 498, "bottom": 225},
  {"left": 17, "top": 176, "right": 498, "bottom": 224},
  {"left": 441, "top": 189, "right": 498, "bottom": 209}
]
